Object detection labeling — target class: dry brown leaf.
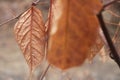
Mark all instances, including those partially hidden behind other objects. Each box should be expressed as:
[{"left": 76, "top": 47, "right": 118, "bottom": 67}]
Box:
[
  {"left": 47, "top": 0, "right": 103, "bottom": 70},
  {"left": 14, "top": 6, "right": 46, "bottom": 71}
]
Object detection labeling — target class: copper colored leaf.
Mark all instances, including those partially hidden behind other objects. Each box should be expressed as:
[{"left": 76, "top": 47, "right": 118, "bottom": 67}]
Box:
[
  {"left": 14, "top": 6, "right": 46, "bottom": 71},
  {"left": 47, "top": 0, "right": 103, "bottom": 69}
]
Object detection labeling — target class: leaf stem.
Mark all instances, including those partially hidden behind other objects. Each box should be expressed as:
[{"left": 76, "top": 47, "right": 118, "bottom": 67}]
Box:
[{"left": 28, "top": 69, "right": 34, "bottom": 80}]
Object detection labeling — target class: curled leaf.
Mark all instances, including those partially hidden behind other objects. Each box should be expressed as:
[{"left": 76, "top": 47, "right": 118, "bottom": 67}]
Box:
[{"left": 14, "top": 6, "right": 46, "bottom": 71}]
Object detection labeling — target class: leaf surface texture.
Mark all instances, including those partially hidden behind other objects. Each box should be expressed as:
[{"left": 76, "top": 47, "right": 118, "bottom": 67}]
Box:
[
  {"left": 47, "top": 0, "right": 103, "bottom": 69},
  {"left": 14, "top": 6, "right": 46, "bottom": 71}
]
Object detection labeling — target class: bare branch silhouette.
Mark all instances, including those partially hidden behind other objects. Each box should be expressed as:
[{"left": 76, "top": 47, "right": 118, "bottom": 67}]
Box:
[
  {"left": 106, "top": 10, "right": 120, "bottom": 18},
  {"left": 0, "top": 1, "right": 48, "bottom": 27},
  {"left": 39, "top": 64, "right": 50, "bottom": 80},
  {"left": 105, "top": 20, "right": 120, "bottom": 26}
]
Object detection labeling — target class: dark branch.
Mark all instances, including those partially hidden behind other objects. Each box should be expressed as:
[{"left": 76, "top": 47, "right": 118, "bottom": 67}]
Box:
[
  {"left": 103, "top": 0, "right": 120, "bottom": 8},
  {"left": 97, "top": 12, "right": 120, "bottom": 68}
]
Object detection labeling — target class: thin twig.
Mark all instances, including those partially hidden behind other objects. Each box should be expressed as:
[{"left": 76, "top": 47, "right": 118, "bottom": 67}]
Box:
[
  {"left": 32, "top": 0, "right": 48, "bottom": 6},
  {"left": 32, "top": 0, "right": 40, "bottom": 5},
  {"left": 112, "top": 26, "right": 120, "bottom": 42},
  {"left": 37, "top": 33, "right": 49, "bottom": 80},
  {"left": 35, "top": 0, "right": 40, "bottom": 3},
  {"left": 47, "top": 0, "right": 53, "bottom": 34},
  {"left": 0, "top": 8, "right": 29, "bottom": 27},
  {"left": 39, "top": 64, "right": 51, "bottom": 80},
  {"left": 0, "top": 1, "right": 48, "bottom": 27},
  {"left": 0, "top": 17, "right": 17, "bottom": 26},
  {"left": 103, "top": 0, "right": 120, "bottom": 8},
  {"left": 105, "top": 20, "right": 120, "bottom": 27},
  {"left": 106, "top": 10, "right": 120, "bottom": 18}
]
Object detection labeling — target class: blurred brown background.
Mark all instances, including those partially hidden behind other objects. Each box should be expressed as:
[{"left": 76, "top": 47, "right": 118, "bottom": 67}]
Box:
[{"left": 0, "top": 0, "right": 120, "bottom": 80}]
